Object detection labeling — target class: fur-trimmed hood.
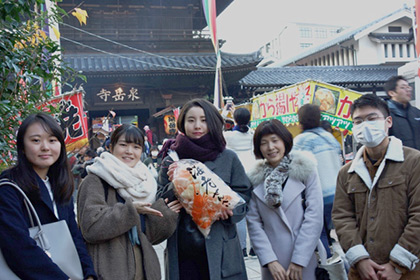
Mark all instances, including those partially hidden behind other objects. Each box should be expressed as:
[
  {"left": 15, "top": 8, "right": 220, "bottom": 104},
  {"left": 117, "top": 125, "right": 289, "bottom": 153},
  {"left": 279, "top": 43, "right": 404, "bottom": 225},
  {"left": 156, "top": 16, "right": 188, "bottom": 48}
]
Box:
[{"left": 247, "top": 150, "right": 317, "bottom": 186}]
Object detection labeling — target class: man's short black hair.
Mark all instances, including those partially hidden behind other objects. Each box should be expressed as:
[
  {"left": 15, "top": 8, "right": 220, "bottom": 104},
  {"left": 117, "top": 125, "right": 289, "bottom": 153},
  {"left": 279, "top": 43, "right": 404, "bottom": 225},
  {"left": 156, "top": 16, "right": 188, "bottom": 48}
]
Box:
[
  {"left": 384, "top": 75, "right": 406, "bottom": 97},
  {"left": 351, "top": 94, "right": 390, "bottom": 118}
]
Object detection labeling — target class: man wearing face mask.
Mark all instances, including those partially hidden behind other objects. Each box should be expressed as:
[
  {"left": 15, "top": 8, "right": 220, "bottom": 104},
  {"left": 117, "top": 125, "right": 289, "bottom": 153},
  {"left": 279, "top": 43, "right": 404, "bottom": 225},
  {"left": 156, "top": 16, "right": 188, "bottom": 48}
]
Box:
[
  {"left": 385, "top": 76, "right": 420, "bottom": 150},
  {"left": 332, "top": 94, "right": 420, "bottom": 280},
  {"left": 143, "top": 146, "right": 162, "bottom": 178}
]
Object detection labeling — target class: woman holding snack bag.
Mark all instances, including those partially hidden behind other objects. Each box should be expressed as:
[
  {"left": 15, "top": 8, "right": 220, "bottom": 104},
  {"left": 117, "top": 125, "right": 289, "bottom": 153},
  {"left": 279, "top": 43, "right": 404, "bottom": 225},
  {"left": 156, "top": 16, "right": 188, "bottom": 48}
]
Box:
[
  {"left": 158, "top": 99, "right": 251, "bottom": 280},
  {"left": 246, "top": 119, "right": 323, "bottom": 280}
]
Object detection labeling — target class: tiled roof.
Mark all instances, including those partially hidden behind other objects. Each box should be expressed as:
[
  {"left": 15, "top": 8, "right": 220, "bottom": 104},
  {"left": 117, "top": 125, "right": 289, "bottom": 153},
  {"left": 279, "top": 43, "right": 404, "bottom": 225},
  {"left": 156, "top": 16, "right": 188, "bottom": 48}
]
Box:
[
  {"left": 274, "top": 7, "right": 410, "bottom": 67},
  {"left": 240, "top": 65, "right": 398, "bottom": 88},
  {"left": 63, "top": 51, "right": 262, "bottom": 75},
  {"left": 368, "top": 33, "right": 411, "bottom": 41}
]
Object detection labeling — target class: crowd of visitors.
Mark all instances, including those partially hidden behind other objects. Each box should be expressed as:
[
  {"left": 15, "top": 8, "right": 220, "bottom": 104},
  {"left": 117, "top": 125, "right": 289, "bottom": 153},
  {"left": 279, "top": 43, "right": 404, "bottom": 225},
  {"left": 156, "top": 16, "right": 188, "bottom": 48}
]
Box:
[{"left": 0, "top": 75, "right": 419, "bottom": 280}]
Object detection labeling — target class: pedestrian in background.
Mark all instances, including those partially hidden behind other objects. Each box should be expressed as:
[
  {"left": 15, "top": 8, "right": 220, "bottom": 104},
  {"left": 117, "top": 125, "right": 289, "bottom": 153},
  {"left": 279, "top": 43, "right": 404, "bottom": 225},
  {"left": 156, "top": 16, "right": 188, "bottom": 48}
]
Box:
[
  {"left": 224, "top": 107, "right": 254, "bottom": 258},
  {"left": 247, "top": 119, "right": 323, "bottom": 280},
  {"left": 333, "top": 94, "right": 420, "bottom": 279},
  {"left": 385, "top": 75, "right": 420, "bottom": 150},
  {"left": 143, "top": 145, "right": 162, "bottom": 178},
  {"left": 293, "top": 104, "right": 343, "bottom": 257},
  {"left": 158, "top": 99, "right": 251, "bottom": 280}
]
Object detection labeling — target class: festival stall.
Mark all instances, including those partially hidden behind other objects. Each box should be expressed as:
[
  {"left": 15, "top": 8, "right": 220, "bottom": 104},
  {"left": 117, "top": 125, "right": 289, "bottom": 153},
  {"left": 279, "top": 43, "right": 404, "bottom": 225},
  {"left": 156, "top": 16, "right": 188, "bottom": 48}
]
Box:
[{"left": 250, "top": 80, "right": 363, "bottom": 147}]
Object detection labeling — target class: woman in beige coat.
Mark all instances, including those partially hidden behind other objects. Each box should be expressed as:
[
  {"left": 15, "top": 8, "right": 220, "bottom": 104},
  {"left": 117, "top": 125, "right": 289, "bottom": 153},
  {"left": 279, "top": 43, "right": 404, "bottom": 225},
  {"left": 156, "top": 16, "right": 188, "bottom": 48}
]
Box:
[{"left": 77, "top": 124, "right": 181, "bottom": 280}]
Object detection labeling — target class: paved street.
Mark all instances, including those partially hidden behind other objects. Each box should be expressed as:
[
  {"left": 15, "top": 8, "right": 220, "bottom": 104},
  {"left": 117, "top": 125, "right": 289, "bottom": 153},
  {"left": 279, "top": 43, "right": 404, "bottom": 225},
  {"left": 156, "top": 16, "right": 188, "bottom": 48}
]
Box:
[
  {"left": 153, "top": 241, "right": 262, "bottom": 279},
  {"left": 153, "top": 230, "right": 345, "bottom": 280}
]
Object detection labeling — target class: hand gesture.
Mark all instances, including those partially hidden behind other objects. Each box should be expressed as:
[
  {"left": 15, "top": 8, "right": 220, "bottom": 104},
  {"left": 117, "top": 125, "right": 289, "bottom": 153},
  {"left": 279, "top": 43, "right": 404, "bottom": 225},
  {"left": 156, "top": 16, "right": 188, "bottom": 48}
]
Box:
[
  {"left": 377, "top": 263, "right": 402, "bottom": 280},
  {"left": 217, "top": 208, "right": 233, "bottom": 220},
  {"left": 287, "top": 262, "right": 303, "bottom": 280},
  {"left": 167, "top": 162, "right": 178, "bottom": 182},
  {"left": 356, "top": 258, "right": 384, "bottom": 280},
  {"left": 267, "top": 260, "right": 288, "bottom": 280},
  {"left": 133, "top": 201, "right": 163, "bottom": 217},
  {"left": 165, "top": 198, "right": 182, "bottom": 213}
]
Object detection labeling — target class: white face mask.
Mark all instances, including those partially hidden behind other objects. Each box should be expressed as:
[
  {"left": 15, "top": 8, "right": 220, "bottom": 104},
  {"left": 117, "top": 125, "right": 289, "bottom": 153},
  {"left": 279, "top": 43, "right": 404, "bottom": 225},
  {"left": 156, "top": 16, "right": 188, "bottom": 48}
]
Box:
[
  {"left": 352, "top": 120, "right": 387, "bottom": 148},
  {"left": 151, "top": 151, "right": 159, "bottom": 157}
]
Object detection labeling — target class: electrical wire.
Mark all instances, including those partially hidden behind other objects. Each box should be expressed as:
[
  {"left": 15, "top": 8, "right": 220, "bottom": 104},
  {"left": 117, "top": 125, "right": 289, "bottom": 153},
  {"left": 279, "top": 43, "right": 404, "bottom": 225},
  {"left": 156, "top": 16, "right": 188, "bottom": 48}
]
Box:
[
  {"left": 61, "top": 36, "right": 216, "bottom": 72},
  {"left": 60, "top": 22, "right": 215, "bottom": 70}
]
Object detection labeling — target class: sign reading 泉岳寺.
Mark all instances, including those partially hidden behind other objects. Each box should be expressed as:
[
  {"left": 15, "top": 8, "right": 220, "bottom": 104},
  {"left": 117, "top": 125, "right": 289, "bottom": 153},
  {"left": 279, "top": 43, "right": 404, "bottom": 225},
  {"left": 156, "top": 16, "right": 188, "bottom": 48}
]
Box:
[{"left": 250, "top": 80, "right": 363, "bottom": 133}]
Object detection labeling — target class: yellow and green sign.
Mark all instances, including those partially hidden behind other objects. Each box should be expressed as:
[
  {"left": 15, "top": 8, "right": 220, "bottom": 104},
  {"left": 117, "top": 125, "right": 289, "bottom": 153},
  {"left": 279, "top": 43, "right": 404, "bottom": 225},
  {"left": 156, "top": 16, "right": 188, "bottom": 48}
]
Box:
[{"left": 250, "top": 80, "right": 363, "bottom": 133}]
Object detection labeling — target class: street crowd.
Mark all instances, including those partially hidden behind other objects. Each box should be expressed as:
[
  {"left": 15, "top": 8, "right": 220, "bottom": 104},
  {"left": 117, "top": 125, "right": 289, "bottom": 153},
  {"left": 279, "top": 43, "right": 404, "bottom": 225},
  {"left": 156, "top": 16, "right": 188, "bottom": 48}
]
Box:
[{"left": 0, "top": 75, "right": 419, "bottom": 280}]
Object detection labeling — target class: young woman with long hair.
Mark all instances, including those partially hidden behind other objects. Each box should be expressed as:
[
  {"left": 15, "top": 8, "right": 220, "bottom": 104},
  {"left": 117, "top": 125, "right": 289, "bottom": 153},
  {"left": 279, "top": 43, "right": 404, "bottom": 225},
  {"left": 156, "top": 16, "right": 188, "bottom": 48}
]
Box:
[
  {"left": 0, "top": 113, "right": 96, "bottom": 279},
  {"left": 158, "top": 99, "right": 251, "bottom": 280}
]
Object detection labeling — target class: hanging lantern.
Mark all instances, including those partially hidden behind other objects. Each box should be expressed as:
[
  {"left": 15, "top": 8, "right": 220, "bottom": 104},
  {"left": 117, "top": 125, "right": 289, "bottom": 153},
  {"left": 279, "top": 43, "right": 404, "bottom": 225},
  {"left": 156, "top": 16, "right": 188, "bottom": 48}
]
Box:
[{"left": 164, "top": 114, "right": 177, "bottom": 135}]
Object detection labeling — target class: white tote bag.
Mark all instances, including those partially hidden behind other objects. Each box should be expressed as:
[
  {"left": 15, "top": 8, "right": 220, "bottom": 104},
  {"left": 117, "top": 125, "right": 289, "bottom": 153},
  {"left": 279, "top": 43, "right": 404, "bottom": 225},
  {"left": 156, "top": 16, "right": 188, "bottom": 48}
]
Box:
[{"left": 317, "top": 240, "right": 348, "bottom": 280}]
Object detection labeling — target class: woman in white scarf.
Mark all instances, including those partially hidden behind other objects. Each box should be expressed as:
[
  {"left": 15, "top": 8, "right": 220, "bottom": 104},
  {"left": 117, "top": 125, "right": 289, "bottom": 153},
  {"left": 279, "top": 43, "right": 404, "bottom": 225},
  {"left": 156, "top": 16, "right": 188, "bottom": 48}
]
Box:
[{"left": 77, "top": 124, "right": 181, "bottom": 280}]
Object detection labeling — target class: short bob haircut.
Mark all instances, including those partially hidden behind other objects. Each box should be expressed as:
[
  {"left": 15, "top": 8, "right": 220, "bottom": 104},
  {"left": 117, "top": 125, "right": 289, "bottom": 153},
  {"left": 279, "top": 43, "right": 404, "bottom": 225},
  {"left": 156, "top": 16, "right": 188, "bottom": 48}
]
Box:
[
  {"left": 253, "top": 119, "right": 293, "bottom": 159},
  {"left": 5, "top": 113, "right": 74, "bottom": 203},
  {"left": 350, "top": 93, "right": 390, "bottom": 118},
  {"left": 177, "top": 98, "right": 226, "bottom": 148},
  {"left": 110, "top": 124, "right": 145, "bottom": 151},
  {"left": 298, "top": 104, "right": 321, "bottom": 130}
]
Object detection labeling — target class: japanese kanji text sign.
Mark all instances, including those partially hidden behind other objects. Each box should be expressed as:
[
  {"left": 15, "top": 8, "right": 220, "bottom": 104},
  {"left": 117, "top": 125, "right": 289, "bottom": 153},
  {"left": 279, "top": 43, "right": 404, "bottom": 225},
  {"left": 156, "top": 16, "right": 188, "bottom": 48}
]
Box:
[{"left": 250, "top": 80, "right": 362, "bottom": 133}]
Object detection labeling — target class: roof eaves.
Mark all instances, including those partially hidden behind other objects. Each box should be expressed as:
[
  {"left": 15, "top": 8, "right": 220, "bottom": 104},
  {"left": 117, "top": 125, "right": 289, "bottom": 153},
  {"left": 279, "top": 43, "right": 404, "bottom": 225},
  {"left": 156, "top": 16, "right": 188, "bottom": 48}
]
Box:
[{"left": 275, "top": 7, "right": 410, "bottom": 67}]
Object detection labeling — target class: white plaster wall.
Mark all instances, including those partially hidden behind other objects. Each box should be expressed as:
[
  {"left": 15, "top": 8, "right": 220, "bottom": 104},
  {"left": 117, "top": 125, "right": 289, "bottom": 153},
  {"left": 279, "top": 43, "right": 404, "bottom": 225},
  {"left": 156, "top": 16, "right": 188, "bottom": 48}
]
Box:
[{"left": 357, "top": 36, "right": 384, "bottom": 64}]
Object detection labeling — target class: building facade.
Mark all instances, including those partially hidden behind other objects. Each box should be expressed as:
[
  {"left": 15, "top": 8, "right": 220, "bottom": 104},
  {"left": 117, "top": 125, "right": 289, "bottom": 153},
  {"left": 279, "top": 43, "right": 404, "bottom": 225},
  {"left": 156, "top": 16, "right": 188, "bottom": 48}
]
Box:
[
  {"left": 273, "top": 7, "right": 414, "bottom": 67},
  {"left": 261, "top": 22, "right": 347, "bottom": 64},
  {"left": 58, "top": 0, "right": 261, "bottom": 142}
]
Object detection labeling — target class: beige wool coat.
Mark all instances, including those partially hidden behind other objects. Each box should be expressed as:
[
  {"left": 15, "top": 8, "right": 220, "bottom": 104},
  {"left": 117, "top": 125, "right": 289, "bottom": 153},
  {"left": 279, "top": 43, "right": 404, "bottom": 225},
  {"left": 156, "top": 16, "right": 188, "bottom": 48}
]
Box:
[{"left": 77, "top": 174, "right": 178, "bottom": 280}]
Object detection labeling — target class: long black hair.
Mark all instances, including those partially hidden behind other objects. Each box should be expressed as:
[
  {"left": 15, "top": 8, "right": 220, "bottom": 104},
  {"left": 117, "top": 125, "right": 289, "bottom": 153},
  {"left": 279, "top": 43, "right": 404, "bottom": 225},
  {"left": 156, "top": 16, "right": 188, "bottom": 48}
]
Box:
[
  {"left": 5, "top": 113, "right": 74, "bottom": 203},
  {"left": 177, "top": 99, "right": 226, "bottom": 148}
]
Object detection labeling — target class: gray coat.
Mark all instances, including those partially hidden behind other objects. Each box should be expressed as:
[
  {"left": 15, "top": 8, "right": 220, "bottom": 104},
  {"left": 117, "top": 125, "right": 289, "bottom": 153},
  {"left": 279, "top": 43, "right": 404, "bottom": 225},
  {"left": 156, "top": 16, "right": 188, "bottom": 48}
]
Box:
[
  {"left": 158, "top": 149, "right": 252, "bottom": 280},
  {"left": 246, "top": 151, "right": 323, "bottom": 280},
  {"left": 77, "top": 174, "right": 178, "bottom": 280}
]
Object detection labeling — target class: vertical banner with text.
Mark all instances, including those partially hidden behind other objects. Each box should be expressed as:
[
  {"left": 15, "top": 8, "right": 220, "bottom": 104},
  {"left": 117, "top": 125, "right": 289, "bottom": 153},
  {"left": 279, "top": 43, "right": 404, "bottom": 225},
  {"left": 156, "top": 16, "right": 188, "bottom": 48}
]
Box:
[{"left": 42, "top": 91, "right": 88, "bottom": 151}]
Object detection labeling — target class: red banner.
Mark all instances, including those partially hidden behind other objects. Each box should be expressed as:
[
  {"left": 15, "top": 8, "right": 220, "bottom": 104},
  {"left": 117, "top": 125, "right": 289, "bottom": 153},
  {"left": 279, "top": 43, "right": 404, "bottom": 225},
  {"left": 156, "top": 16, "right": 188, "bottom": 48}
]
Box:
[
  {"left": 416, "top": 0, "right": 420, "bottom": 77},
  {"left": 42, "top": 91, "right": 88, "bottom": 151}
]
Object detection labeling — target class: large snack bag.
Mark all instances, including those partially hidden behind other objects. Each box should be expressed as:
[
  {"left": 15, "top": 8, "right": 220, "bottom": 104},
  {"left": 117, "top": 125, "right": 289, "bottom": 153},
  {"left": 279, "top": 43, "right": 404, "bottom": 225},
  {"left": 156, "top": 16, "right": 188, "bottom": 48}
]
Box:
[{"left": 172, "top": 159, "right": 245, "bottom": 237}]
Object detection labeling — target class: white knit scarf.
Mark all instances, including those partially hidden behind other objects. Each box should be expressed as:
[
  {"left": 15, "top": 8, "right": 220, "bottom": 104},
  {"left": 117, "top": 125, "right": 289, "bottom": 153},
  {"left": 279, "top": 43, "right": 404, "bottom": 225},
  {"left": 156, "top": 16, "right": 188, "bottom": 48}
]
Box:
[{"left": 87, "top": 152, "right": 157, "bottom": 204}]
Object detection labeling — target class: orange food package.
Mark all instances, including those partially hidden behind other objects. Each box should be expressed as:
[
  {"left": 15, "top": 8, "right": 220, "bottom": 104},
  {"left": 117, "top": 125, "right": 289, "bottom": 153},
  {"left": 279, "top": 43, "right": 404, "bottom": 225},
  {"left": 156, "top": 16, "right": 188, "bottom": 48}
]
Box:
[{"left": 172, "top": 159, "right": 245, "bottom": 237}]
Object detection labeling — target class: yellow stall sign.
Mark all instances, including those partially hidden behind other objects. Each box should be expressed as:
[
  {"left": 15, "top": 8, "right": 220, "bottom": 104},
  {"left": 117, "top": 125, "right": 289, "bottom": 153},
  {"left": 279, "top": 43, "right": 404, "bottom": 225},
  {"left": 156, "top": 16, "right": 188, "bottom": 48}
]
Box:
[{"left": 250, "top": 80, "right": 363, "bottom": 133}]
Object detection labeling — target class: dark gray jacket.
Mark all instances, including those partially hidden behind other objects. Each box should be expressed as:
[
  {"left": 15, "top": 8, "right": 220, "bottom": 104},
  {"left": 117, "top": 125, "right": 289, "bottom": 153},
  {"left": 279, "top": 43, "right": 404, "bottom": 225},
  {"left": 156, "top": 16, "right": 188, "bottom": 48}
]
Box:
[
  {"left": 387, "top": 99, "right": 420, "bottom": 150},
  {"left": 158, "top": 149, "right": 251, "bottom": 280}
]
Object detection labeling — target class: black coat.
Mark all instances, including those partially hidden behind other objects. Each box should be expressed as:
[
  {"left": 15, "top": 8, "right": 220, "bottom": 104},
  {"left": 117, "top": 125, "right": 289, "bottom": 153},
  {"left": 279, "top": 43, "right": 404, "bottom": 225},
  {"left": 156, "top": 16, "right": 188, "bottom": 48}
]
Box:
[
  {"left": 387, "top": 99, "right": 420, "bottom": 150},
  {"left": 0, "top": 174, "right": 96, "bottom": 279}
]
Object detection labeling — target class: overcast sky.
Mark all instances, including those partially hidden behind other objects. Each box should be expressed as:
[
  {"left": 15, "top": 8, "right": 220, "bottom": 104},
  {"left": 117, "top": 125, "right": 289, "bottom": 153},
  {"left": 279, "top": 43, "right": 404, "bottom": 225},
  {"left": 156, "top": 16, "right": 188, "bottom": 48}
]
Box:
[{"left": 217, "top": 0, "right": 413, "bottom": 53}]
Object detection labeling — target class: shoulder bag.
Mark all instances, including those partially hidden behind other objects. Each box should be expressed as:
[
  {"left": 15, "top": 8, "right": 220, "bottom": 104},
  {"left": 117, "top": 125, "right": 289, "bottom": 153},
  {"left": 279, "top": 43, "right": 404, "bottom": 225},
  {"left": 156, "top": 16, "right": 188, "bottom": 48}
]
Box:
[
  {"left": 301, "top": 182, "right": 347, "bottom": 280},
  {"left": 0, "top": 179, "right": 84, "bottom": 280},
  {"left": 316, "top": 239, "right": 347, "bottom": 280}
]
